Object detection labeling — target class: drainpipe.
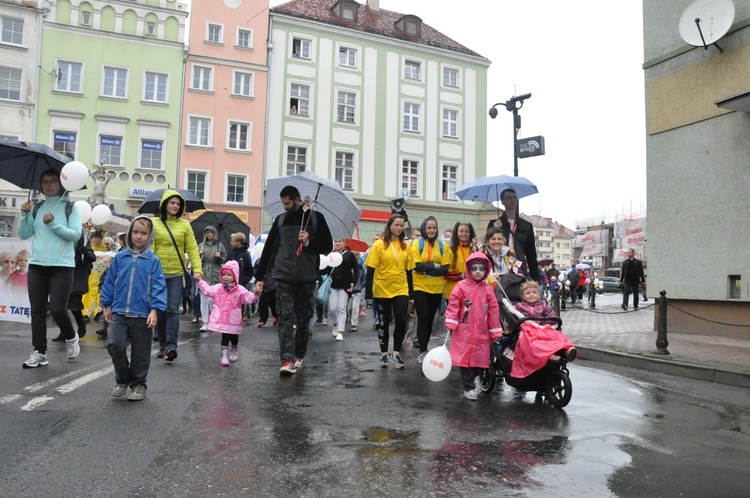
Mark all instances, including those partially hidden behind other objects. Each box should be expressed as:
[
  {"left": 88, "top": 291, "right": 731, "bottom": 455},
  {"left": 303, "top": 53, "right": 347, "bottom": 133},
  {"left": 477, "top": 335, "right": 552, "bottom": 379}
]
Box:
[
  {"left": 32, "top": 1, "right": 51, "bottom": 141},
  {"left": 260, "top": 15, "right": 274, "bottom": 233},
  {"left": 175, "top": 43, "right": 188, "bottom": 188}
]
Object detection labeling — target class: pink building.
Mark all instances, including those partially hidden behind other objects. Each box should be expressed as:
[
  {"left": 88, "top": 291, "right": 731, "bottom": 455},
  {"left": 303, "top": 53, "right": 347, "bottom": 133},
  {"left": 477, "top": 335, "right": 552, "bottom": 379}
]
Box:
[{"left": 179, "top": 0, "right": 269, "bottom": 234}]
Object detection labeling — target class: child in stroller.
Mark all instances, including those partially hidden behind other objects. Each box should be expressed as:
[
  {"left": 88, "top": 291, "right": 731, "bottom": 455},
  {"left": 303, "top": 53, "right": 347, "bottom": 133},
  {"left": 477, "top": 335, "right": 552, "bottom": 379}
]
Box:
[{"left": 478, "top": 276, "right": 577, "bottom": 408}]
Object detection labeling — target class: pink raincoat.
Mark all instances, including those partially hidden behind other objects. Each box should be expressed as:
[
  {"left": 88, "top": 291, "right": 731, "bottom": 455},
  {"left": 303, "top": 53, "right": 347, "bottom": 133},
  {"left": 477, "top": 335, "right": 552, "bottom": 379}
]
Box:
[
  {"left": 196, "top": 260, "right": 257, "bottom": 335},
  {"left": 444, "top": 252, "right": 503, "bottom": 368}
]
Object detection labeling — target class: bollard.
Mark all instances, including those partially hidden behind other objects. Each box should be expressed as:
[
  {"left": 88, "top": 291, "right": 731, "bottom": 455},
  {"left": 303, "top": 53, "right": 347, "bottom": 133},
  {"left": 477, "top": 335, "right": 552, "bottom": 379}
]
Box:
[
  {"left": 552, "top": 289, "right": 560, "bottom": 315},
  {"left": 589, "top": 281, "right": 596, "bottom": 308},
  {"left": 655, "top": 290, "right": 670, "bottom": 355}
]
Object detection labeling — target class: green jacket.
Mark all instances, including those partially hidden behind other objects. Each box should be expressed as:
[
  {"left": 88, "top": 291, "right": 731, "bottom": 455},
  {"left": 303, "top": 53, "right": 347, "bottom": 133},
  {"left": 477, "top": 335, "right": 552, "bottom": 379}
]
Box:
[
  {"left": 151, "top": 189, "right": 203, "bottom": 276},
  {"left": 199, "top": 225, "right": 226, "bottom": 284}
]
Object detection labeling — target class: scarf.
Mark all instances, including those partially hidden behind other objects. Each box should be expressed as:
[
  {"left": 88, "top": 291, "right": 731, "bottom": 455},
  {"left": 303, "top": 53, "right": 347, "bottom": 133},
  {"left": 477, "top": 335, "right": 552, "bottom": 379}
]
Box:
[{"left": 222, "top": 281, "right": 237, "bottom": 292}]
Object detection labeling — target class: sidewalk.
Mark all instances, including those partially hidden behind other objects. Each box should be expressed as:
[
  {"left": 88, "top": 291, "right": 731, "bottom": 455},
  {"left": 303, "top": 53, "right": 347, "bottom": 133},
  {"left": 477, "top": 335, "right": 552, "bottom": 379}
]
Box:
[{"left": 560, "top": 299, "right": 750, "bottom": 388}]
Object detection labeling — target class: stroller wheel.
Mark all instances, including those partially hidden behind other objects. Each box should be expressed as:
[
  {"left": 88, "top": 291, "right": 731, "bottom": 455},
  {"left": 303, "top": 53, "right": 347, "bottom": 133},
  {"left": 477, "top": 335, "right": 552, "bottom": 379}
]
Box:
[
  {"left": 545, "top": 370, "right": 572, "bottom": 408},
  {"left": 478, "top": 367, "right": 496, "bottom": 394},
  {"left": 534, "top": 391, "right": 545, "bottom": 403}
]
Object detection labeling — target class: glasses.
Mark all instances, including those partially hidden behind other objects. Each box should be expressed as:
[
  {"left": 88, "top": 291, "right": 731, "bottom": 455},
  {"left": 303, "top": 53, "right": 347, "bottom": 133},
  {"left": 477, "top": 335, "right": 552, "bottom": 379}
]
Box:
[{"left": 41, "top": 179, "right": 60, "bottom": 185}]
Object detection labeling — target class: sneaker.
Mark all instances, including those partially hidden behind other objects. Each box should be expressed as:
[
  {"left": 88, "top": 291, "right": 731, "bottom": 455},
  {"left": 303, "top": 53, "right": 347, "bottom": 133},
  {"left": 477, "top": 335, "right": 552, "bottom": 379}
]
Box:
[
  {"left": 66, "top": 334, "right": 80, "bottom": 359},
  {"left": 128, "top": 385, "right": 146, "bottom": 401},
  {"left": 621, "top": 304, "right": 627, "bottom": 310},
  {"left": 378, "top": 355, "right": 388, "bottom": 368},
  {"left": 199, "top": 324, "right": 208, "bottom": 332},
  {"left": 322, "top": 318, "right": 329, "bottom": 326},
  {"left": 229, "top": 347, "right": 238, "bottom": 362},
  {"left": 464, "top": 389, "right": 478, "bottom": 401},
  {"left": 156, "top": 348, "right": 167, "bottom": 358},
  {"left": 165, "top": 349, "right": 178, "bottom": 362},
  {"left": 294, "top": 357, "right": 303, "bottom": 369},
  {"left": 315, "top": 316, "right": 323, "bottom": 323},
  {"left": 412, "top": 342, "right": 420, "bottom": 350},
  {"left": 474, "top": 376, "right": 482, "bottom": 392},
  {"left": 417, "top": 351, "right": 427, "bottom": 364},
  {"left": 350, "top": 325, "right": 358, "bottom": 332},
  {"left": 273, "top": 317, "right": 278, "bottom": 326},
  {"left": 359, "top": 309, "right": 367, "bottom": 316},
  {"left": 257, "top": 321, "right": 266, "bottom": 328},
  {"left": 112, "top": 384, "right": 129, "bottom": 397},
  {"left": 220, "top": 352, "right": 229, "bottom": 367},
  {"left": 22, "top": 350, "right": 48, "bottom": 368},
  {"left": 279, "top": 361, "right": 297, "bottom": 375},
  {"left": 390, "top": 354, "right": 405, "bottom": 369},
  {"left": 336, "top": 333, "right": 343, "bottom": 341},
  {"left": 95, "top": 328, "right": 107, "bottom": 338},
  {"left": 332, "top": 328, "right": 338, "bottom": 337},
  {"left": 566, "top": 347, "right": 578, "bottom": 362},
  {"left": 634, "top": 306, "right": 639, "bottom": 311}
]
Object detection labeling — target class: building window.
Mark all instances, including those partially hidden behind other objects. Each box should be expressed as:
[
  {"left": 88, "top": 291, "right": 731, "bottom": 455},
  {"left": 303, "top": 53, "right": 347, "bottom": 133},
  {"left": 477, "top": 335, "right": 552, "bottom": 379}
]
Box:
[
  {"left": 0, "top": 66, "right": 22, "bottom": 101},
  {"left": 102, "top": 67, "right": 128, "bottom": 98},
  {"left": 228, "top": 121, "right": 250, "bottom": 151},
  {"left": 0, "top": 216, "right": 13, "bottom": 238},
  {"left": 237, "top": 28, "right": 252, "bottom": 48},
  {"left": 188, "top": 117, "right": 211, "bottom": 147},
  {"left": 442, "top": 165, "right": 457, "bottom": 200},
  {"left": 402, "top": 160, "right": 419, "bottom": 197},
  {"left": 403, "top": 102, "right": 420, "bottom": 132},
  {"left": 404, "top": 60, "right": 420, "bottom": 80},
  {"left": 291, "top": 37, "right": 311, "bottom": 59},
  {"left": 207, "top": 23, "right": 222, "bottom": 43},
  {"left": 99, "top": 135, "right": 122, "bottom": 167},
  {"left": 337, "top": 91, "right": 355, "bottom": 123},
  {"left": 442, "top": 109, "right": 458, "bottom": 138},
  {"left": 56, "top": 61, "right": 83, "bottom": 93},
  {"left": 191, "top": 65, "right": 212, "bottom": 91},
  {"left": 338, "top": 47, "right": 357, "bottom": 67},
  {"left": 226, "top": 175, "right": 245, "bottom": 203},
  {"left": 1, "top": 16, "right": 23, "bottom": 45},
  {"left": 140, "top": 139, "right": 163, "bottom": 169},
  {"left": 286, "top": 146, "right": 307, "bottom": 175},
  {"left": 443, "top": 67, "right": 458, "bottom": 88},
  {"left": 342, "top": 4, "right": 357, "bottom": 21},
  {"left": 335, "top": 151, "right": 353, "bottom": 190},
  {"left": 53, "top": 131, "right": 76, "bottom": 159},
  {"left": 146, "top": 21, "right": 156, "bottom": 36},
  {"left": 144, "top": 72, "right": 168, "bottom": 103},
  {"left": 233, "top": 71, "right": 253, "bottom": 97},
  {"left": 405, "top": 19, "right": 420, "bottom": 36},
  {"left": 290, "top": 83, "right": 309, "bottom": 116},
  {"left": 81, "top": 11, "right": 91, "bottom": 27},
  {"left": 187, "top": 171, "right": 207, "bottom": 200}
]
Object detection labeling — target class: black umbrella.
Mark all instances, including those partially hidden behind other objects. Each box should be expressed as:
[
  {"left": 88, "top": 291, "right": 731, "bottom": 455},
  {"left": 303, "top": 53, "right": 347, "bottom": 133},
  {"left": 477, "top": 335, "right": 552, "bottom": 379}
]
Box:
[
  {"left": 136, "top": 188, "right": 205, "bottom": 215},
  {"left": 190, "top": 211, "right": 249, "bottom": 252},
  {"left": 0, "top": 139, "right": 72, "bottom": 190}
]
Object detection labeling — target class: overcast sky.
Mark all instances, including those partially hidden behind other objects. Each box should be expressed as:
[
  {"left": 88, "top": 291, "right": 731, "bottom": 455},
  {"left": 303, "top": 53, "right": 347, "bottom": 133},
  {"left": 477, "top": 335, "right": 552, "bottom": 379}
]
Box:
[{"left": 269, "top": 0, "right": 648, "bottom": 229}]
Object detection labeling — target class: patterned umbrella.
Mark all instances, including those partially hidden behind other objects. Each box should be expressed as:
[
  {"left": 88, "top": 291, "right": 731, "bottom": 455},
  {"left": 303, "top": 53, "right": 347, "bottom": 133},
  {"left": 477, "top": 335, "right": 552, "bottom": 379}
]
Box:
[{"left": 264, "top": 171, "right": 361, "bottom": 240}]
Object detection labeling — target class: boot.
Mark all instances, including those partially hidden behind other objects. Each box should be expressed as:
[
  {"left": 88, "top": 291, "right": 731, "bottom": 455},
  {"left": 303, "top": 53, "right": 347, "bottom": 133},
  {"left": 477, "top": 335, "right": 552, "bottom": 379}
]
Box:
[
  {"left": 220, "top": 347, "right": 229, "bottom": 366},
  {"left": 229, "top": 346, "right": 238, "bottom": 363}
]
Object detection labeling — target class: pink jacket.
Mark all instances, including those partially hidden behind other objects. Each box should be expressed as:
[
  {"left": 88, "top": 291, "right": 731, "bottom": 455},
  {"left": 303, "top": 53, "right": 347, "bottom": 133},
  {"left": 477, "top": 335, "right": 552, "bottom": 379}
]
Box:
[
  {"left": 444, "top": 252, "right": 503, "bottom": 368},
  {"left": 196, "top": 260, "right": 257, "bottom": 335}
]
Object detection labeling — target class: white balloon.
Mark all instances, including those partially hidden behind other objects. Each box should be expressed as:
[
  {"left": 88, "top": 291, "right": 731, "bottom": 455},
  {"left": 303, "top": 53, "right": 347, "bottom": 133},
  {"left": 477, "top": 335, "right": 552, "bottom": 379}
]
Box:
[
  {"left": 73, "top": 200, "right": 91, "bottom": 223},
  {"left": 90, "top": 204, "right": 112, "bottom": 225},
  {"left": 252, "top": 242, "right": 265, "bottom": 260},
  {"left": 60, "top": 161, "right": 90, "bottom": 191},
  {"left": 327, "top": 251, "right": 343, "bottom": 268},
  {"left": 319, "top": 254, "right": 329, "bottom": 270},
  {"left": 421, "top": 346, "right": 452, "bottom": 382}
]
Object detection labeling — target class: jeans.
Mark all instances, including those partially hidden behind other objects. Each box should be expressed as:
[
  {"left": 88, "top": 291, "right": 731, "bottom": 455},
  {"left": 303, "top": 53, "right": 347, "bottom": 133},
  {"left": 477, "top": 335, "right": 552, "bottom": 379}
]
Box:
[
  {"left": 107, "top": 313, "right": 152, "bottom": 387},
  {"left": 327, "top": 288, "right": 349, "bottom": 332},
  {"left": 623, "top": 282, "right": 640, "bottom": 308},
  {"left": 156, "top": 276, "right": 183, "bottom": 350},
  {"left": 374, "top": 295, "right": 409, "bottom": 354},
  {"left": 348, "top": 292, "right": 362, "bottom": 327},
  {"left": 413, "top": 291, "right": 443, "bottom": 353},
  {"left": 275, "top": 279, "right": 316, "bottom": 363},
  {"left": 28, "top": 265, "right": 76, "bottom": 354}
]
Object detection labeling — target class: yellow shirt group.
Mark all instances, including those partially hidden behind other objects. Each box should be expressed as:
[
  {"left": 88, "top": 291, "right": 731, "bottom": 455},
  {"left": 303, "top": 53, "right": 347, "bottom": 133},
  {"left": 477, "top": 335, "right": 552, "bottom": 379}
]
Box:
[
  {"left": 411, "top": 238, "right": 453, "bottom": 295},
  {"left": 365, "top": 239, "right": 416, "bottom": 298}
]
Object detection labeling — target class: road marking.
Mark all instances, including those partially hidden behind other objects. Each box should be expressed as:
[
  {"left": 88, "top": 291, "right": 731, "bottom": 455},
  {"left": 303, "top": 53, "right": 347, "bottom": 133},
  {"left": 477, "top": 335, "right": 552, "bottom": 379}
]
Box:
[
  {"left": 25, "top": 360, "right": 111, "bottom": 393},
  {"left": 0, "top": 394, "right": 22, "bottom": 404},
  {"left": 21, "top": 396, "right": 55, "bottom": 411},
  {"left": 56, "top": 368, "right": 111, "bottom": 394}
]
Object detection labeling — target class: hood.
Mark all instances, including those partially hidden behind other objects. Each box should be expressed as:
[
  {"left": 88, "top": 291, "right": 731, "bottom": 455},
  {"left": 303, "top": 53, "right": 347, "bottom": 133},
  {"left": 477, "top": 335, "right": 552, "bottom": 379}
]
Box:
[
  {"left": 126, "top": 215, "right": 155, "bottom": 254},
  {"left": 203, "top": 225, "right": 218, "bottom": 243},
  {"left": 419, "top": 216, "right": 438, "bottom": 243},
  {"left": 220, "top": 259, "right": 240, "bottom": 283},
  {"left": 159, "top": 189, "right": 186, "bottom": 218},
  {"left": 464, "top": 252, "right": 491, "bottom": 280}
]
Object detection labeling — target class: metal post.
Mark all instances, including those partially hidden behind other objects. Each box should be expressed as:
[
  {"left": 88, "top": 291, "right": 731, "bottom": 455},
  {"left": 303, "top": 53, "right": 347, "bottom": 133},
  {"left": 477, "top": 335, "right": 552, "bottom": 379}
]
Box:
[
  {"left": 589, "top": 281, "right": 596, "bottom": 308},
  {"left": 552, "top": 288, "right": 560, "bottom": 315},
  {"left": 655, "top": 290, "right": 670, "bottom": 355},
  {"left": 512, "top": 107, "right": 520, "bottom": 177}
]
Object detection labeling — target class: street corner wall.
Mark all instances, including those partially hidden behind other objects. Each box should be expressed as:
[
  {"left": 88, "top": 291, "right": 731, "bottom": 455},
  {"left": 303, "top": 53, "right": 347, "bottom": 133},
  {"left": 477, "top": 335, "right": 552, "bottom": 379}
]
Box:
[{"left": 0, "top": 238, "right": 32, "bottom": 323}]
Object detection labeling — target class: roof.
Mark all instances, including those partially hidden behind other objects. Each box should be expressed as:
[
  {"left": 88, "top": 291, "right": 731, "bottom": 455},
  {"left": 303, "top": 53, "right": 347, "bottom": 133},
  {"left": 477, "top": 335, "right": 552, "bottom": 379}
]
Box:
[{"left": 271, "top": 0, "right": 487, "bottom": 60}]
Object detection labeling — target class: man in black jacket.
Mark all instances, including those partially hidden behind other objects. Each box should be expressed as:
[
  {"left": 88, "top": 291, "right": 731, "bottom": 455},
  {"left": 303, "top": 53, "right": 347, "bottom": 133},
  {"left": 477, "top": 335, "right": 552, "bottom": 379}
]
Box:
[
  {"left": 619, "top": 248, "right": 645, "bottom": 310},
  {"left": 228, "top": 232, "right": 254, "bottom": 320},
  {"left": 254, "top": 186, "right": 332, "bottom": 375},
  {"left": 486, "top": 188, "right": 539, "bottom": 281}
]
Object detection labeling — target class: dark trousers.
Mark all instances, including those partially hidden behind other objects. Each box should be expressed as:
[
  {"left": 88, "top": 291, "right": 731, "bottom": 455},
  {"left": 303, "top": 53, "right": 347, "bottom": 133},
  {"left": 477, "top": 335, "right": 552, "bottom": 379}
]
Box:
[
  {"left": 623, "top": 282, "right": 640, "bottom": 308},
  {"left": 374, "top": 295, "right": 409, "bottom": 354},
  {"left": 460, "top": 366, "right": 483, "bottom": 391},
  {"left": 107, "top": 313, "right": 152, "bottom": 388},
  {"left": 156, "top": 276, "right": 183, "bottom": 350},
  {"left": 413, "top": 291, "right": 443, "bottom": 353},
  {"left": 275, "top": 279, "right": 315, "bottom": 363},
  {"left": 28, "top": 265, "right": 76, "bottom": 354},
  {"left": 569, "top": 284, "right": 578, "bottom": 303},
  {"left": 220, "top": 333, "right": 239, "bottom": 347},
  {"left": 258, "top": 289, "right": 277, "bottom": 323}
]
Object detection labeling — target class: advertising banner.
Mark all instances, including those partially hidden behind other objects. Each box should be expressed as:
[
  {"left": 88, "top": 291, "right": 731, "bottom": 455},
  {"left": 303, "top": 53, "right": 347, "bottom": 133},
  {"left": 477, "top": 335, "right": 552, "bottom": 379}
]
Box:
[
  {"left": 573, "top": 229, "right": 609, "bottom": 257},
  {"left": 614, "top": 216, "right": 647, "bottom": 263},
  {"left": 0, "top": 237, "right": 32, "bottom": 323}
]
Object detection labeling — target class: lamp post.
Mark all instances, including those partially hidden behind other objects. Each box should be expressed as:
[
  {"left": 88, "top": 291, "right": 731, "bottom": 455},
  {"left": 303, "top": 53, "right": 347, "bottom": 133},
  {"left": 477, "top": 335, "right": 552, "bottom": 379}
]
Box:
[{"left": 489, "top": 93, "right": 531, "bottom": 177}]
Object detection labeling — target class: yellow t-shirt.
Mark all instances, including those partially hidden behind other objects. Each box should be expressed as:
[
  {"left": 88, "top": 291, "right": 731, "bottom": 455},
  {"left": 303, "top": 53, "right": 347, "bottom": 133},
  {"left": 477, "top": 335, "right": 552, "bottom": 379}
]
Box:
[
  {"left": 444, "top": 243, "right": 474, "bottom": 298},
  {"left": 411, "top": 239, "right": 453, "bottom": 295},
  {"left": 365, "top": 238, "right": 416, "bottom": 298}
]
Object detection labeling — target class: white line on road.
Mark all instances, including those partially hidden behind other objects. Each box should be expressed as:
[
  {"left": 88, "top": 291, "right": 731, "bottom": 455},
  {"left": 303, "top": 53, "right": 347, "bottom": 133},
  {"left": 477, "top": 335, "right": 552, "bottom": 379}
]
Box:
[
  {"left": 56, "top": 367, "right": 111, "bottom": 394},
  {"left": 25, "top": 360, "right": 111, "bottom": 393},
  {"left": 21, "top": 396, "right": 55, "bottom": 411},
  {"left": 0, "top": 394, "right": 22, "bottom": 404}
]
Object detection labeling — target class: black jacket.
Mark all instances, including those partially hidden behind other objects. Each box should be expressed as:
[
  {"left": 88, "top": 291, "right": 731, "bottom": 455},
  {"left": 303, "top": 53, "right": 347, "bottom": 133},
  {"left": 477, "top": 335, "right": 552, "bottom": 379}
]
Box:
[
  {"left": 71, "top": 235, "right": 97, "bottom": 296},
  {"left": 620, "top": 258, "right": 645, "bottom": 285},
  {"left": 227, "top": 244, "right": 253, "bottom": 286},
  {"left": 488, "top": 214, "right": 539, "bottom": 281}
]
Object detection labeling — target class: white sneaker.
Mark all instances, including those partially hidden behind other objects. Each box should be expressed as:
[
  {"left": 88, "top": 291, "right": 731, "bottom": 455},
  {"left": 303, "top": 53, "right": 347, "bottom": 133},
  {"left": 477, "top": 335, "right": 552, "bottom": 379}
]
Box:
[
  {"left": 294, "top": 357, "right": 304, "bottom": 369},
  {"left": 335, "top": 333, "right": 343, "bottom": 341},
  {"left": 332, "top": 328, "right": 338, "bottom": 336},
  {"left": 22, "top": 350, "right": 48, "bottom": 368},
  {"left": 417, "top": 351, "right": 427, "bottom": 364},
  {"left": 199, "top": 324, "right": 208, "bottom": 332},
  {"left": 322, "top": 318, "right": 328, "bottom": 325},
  {"left": 464, "top": 389, "right": 478, "bottom": 400},
  {"left": 66, "top": 334, "right": 80, "bottom": 359}
]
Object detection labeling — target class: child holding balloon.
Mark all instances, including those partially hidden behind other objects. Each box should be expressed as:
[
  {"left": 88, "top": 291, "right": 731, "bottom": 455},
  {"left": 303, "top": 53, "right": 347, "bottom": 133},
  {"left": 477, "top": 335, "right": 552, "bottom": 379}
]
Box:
[{"left": 444, "top": 252, "right": 502, "bottom": 400}]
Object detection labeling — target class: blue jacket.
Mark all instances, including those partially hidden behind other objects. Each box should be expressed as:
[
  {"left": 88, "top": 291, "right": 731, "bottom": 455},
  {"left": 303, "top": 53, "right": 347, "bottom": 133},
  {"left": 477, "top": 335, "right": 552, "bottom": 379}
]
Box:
[
  {"left": 100, "top": 215, "right": 167, "bottom": 317},
  {"left": 18, "top": 194, "right": 82, "bottom": 268}
]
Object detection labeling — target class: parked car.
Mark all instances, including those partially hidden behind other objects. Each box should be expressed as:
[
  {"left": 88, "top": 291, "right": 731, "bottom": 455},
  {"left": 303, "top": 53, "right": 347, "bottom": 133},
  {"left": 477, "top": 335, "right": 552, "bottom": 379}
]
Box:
[{"left": 596, "top": 276, "right": 622, "bottom": 294}]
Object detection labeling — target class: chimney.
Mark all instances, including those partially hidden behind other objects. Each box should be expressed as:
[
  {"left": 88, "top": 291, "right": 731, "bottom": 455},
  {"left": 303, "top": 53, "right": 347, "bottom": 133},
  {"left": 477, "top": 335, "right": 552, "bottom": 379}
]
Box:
[{"left": 367, "top": 0, "right": 380, "bottom": 12}]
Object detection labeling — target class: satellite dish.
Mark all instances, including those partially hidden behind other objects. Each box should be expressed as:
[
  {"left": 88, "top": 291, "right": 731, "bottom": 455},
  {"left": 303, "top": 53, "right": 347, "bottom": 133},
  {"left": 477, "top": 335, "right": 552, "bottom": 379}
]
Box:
[{"left": 678, "top": 0, "right": 735, "bottom": 52}]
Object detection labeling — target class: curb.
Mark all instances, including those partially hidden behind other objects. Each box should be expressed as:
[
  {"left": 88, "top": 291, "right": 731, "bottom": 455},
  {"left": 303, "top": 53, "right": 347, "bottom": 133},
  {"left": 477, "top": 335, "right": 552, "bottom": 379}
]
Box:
[{"left": 579, "top": 347, "right": 750, "bottom": 388}]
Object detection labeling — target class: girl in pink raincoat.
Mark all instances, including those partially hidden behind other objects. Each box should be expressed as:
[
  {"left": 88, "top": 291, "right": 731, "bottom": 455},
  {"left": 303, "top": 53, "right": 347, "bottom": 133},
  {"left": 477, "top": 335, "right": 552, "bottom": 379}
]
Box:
[
  {"left": 196, "top": 260, "right": 257, "bottom": 366},
  {"left": 444, "top": 252, "right": 503, "bottom": 400}
]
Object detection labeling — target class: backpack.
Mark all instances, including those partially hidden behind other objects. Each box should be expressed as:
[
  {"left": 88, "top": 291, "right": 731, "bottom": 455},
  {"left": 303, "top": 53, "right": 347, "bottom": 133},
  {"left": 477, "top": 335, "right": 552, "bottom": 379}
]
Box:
[
  {"left": 418, "top": 238, "right": 444, "bottom": 257},
  {"left": 33, "top": 200, "right": 74, "bottom": 222}
]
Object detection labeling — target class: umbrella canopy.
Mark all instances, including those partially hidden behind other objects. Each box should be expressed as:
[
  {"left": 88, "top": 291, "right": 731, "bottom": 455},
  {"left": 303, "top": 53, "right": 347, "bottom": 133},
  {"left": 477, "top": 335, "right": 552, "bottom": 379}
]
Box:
[
  {"left": 264, "top": 171, "right": 361, "bottom": 240},
  {"left": 191, "top": 211, "right": 249, "bottom": 251},
  {"left": 344, "top": 238, "right": 369, "bottom": 252},
  {"left": 575, "top": 263, "right": 591, "bottom": 270},
  {"left": 456, "top": 174, "right": 539, "bottom": 203},
  {"left": 97, "top": 215, "right": 130, "bottom": 234},
  {"left": 136, "top": 188, "right": 205, "bottom": 215},
  {"left": 538, "top": 257, "right": 554, "bottom": 267},
  {"left": 0, "top": 140, "right": 72, "bottom": 190}
]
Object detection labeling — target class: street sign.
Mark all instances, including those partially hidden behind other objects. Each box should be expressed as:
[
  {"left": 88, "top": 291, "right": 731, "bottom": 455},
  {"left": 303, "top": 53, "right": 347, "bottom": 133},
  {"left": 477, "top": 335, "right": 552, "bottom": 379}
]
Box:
[{"left": 517, "top": 136, "right": 545, "bottom": 158}]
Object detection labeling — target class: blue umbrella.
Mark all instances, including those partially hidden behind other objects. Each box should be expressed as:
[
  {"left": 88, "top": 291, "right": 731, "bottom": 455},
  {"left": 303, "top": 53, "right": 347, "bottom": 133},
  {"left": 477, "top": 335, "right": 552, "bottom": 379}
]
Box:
[
  {"left": 136, "top": 188, "right": 205, "bottom": 214},
  {"left": 455, "top": 174, "right": 539, "bottom": 204},
  {"left": 0, "top": 139, "right": 72, "bottom": 190}
]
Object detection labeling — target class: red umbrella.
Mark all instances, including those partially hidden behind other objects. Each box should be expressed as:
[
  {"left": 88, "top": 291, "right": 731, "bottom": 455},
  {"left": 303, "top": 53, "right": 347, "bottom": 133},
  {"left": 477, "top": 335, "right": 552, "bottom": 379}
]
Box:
[{"left": 344, "top": 238, "right": 369, "bottom": 252}]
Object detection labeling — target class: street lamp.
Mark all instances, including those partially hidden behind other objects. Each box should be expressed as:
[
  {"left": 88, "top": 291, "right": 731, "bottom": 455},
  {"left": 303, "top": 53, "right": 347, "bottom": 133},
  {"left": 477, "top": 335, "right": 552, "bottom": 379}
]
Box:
[{"left": 489, "top": 93, "right": 531, "bottom": 177}]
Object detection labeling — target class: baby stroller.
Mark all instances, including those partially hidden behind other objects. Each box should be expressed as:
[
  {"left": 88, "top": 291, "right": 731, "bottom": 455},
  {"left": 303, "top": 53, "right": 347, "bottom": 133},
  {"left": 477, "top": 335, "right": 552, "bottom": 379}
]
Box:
[{"left": 478, "top": 273, "right": 574, "bottom": 408}]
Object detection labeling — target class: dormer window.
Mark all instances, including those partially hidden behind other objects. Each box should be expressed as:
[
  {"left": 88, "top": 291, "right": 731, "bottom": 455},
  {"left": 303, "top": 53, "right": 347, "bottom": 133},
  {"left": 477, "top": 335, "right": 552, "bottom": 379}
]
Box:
[
  {"left": 332, "top": 1, "right": 358, "bottom": 23},
  {"left": 395, "top": 15, "right": 421, "bottom": 37}
]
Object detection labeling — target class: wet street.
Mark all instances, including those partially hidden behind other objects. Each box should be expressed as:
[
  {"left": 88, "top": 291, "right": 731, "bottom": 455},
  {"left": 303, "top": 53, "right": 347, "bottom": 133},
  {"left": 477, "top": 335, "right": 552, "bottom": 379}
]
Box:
[{"left": 1, "top": 307, "right": 749, "bottom": 497}]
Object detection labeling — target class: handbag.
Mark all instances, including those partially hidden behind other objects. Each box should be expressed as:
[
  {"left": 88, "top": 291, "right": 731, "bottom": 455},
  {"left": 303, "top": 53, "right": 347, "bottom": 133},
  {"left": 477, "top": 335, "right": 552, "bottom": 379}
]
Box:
[
  {"left": 160, "top": 219, "right": 191, "bottom": 286},
  {"left": 315, "top": 275, "right": 332, "bottom": 305}
]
